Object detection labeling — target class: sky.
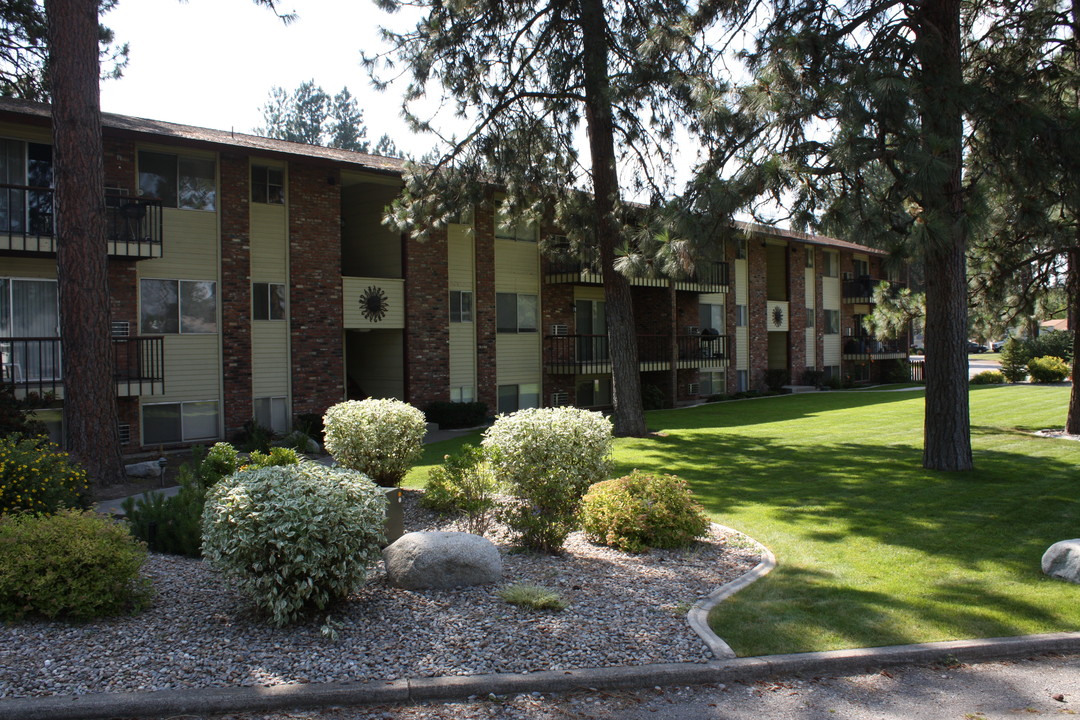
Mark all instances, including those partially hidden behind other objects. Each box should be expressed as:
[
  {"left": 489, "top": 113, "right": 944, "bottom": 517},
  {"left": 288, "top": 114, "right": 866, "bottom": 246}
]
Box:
[{"left": 98, "top": 0, "right": 432, "bottom": 157}]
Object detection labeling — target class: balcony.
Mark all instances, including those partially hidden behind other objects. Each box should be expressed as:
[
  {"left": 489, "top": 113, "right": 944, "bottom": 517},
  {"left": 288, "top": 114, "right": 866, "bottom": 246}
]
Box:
[
  {"left": 545, "top": 333, "right": 731, "bottom": 374},
  {"left": 545, "top": 258, "right": 730, "bottom": 292},
  {"left": 841, "top": 334, "right": 908, "bottom": 360},
  {"left": 1, "top": 336, "right": 165, "bottom": 398},
  {"left": 0, "top": 185, "right": 163, "bottom": 259},
  {"left": 842, "top": 276, "right": 905, "bottom": 304}
]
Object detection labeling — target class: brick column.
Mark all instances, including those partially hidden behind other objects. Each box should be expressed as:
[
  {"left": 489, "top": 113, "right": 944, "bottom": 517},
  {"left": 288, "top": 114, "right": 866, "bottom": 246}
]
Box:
[
  {"left": 747, "top": 239, "right": 768, "bottom": 389},
  {"left": 404, "top": 228, "right": 450, "bottom": 409},
  {"left": 219, "top": 152, "right": 252, "bottom": 437}
]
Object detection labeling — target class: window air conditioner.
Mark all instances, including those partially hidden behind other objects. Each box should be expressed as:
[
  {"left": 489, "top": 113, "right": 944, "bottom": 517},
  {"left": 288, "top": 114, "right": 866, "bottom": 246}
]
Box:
[
  {"left": 842, "top": 271, "right": 854, "bottom": 281},
  {"left": 685, "top": 326, "right": 700, "bottom": 335},
  {"left": 550, "top": 392, "right": 569, "bottom": 406},
  {"left": 117, "top": 424, "right": 131, "bottom": 445},
  {"left": 111, "top": 321, "right": 130, "bottom": 337},
  {"left": 688, "top": 383, "right": 700, "bottom": 395},
  {"left": 551, "top": 324, "right": 568, "bottom": 336}
]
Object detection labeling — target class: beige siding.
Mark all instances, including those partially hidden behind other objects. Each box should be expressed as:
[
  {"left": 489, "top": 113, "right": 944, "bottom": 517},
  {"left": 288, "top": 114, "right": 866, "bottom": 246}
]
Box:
[
  {"left": 823, "top": 335, "right": 841, "bottom": 367},
  {"left": 822, "top": 276, "right": 840, "bottom": 310},
  {"left": 449, "top": 323, "right": 476, "bottom": 389},
  {"left": 250, "top": 204, "right": 288, "bottom": 281},
  {"left": 342, "top": 277, "right": 406, "bottom": 329},
  {"left": 805, "top": 328, "right": 816, "bottom": 367},
  {"left": 805, "top": 267, "right": 815, "bottom": 307},
  {"left": 252, "top": 323, "right": 289, "bottom": 397},
  {"left": 496, "top": 334, "right": 541, "bottom": 385},
  {"left": 154, "top": 335, "right": 221, "bottom": 402},
  {"left": 495, "top": 240, "right": 539, "bottom": 292},
  {"left": 574, "top": 286, "right": 605, "bottom": 302},
  {"left": 448, "top": 225, "right": 475, "bottom": 290},
  {"left": 139, "top": 209, "right": 219, "bottom": 280},
  {"left": 2, "top": 258, "right": 56, "bottom": 279}
]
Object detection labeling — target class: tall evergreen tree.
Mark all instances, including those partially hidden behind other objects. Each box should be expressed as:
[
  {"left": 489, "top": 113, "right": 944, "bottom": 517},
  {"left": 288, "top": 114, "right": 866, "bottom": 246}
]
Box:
[
  {"left": 365, "top": 0, "right": 736, "bottom": 436},
  {"left": 257, "top": 81, "right": 371, "bottom": 152},
  {"left": 708, "top": 0, "right": 973, "bottom": 470}
]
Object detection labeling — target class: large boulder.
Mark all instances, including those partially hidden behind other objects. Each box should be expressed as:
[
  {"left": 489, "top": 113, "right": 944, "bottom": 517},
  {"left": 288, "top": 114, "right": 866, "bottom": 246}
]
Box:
[
  {"left": 1042, "top": 539, "right": 1080, "bottom": 584},
  {"left": 382, "top": 531, "right": 501, "bottom": 590},
  {"left": 125, "top": 460, "right": 164, "bottom": 478}
]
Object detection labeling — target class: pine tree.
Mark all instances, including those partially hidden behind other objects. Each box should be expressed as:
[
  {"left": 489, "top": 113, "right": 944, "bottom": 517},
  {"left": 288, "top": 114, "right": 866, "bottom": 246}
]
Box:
[
  {"left": 256, "top": 81, "right": 370, "bottom": 152},
  {"left": 365, "top": 0, "right": 736, "bottom": 436}
]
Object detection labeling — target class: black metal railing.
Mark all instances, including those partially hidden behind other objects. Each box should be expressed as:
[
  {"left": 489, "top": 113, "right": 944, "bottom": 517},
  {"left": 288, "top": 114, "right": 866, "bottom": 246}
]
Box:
[
  {"left": 842, "top": 334, "right": 908, "bottom": 356},
  {"left": 545, "top": 333, "right": 731, "bottom": 373},
  {"left": 684, "top": 261, "right": 729, "bottom": 287},
  {"left": 0, "top": 335, "right": 164, "bottom": 396},
  {"left": 0, "top": 184, "right": 163, "bottom": 257},
  {"left": 842, "top": 276, "right": 906, "bottom": 302}
]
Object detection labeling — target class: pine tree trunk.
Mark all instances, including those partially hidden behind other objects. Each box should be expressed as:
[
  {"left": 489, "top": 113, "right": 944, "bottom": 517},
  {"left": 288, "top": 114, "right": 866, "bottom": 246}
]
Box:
[
  {"left": 914, "top": 0, "right": 973, "bottom": 471},
  {"left": 1066, "top": 245, "right": 1080, "bottom": 435},
  {"left": 46, "top": 0, "right": 125, "bottom": 485},
  {"left": 578, "top": 0, "right": 647, "bottom": 436}
]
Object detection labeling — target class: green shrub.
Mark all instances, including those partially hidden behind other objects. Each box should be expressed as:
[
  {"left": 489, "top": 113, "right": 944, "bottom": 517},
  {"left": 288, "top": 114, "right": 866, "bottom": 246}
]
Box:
[
  {"left": 422, "top": 444, "right": 501, "bottom": 535},
  {"left": 0, "top": 510, "right": 152, "bottom": 621},
  {"left": 202, "top": 463, "right": 386, "bottom": 626},
  {"left": 801, "top": 369, "right": 824, "bottom": 387},
  {"left": 0, "top": 384, "right": 50, "bottom": 437},
  {"left": 970, "top": 370, "right": 1007, "bottom": 385},
  {"left": 579, "top": 471, "right": 710, "bottom": 553},
  {"left": 884, "top": 359, "right": 912, "bottom": 384},
  {"left": 236, "top": 419, "right": 274, "bottom": 453},
  {"left": 1027, "top": 332, "right": 1073, "bottom": 364},
  {"left": 244, "top": 446, "right": 300, "bottom": 469},
  {"left": 498, "top": 583, "right": 567, "bottom": 611},
  {"left": 483, "top": 407, "right": 612, "bottom": 552},
  {"left": 0, "top": 435, "right": 88, "bottom": 516},
  {"left": 764, "top": 369, "right": 789, "bottom": 391},
  {"left": 641, "top": 383, "right": 666, "bottom": 410},
  {"left": 999, "top": 338, "right": 1030, "bottom": 383},
  {"left": 424, "top": 401, "right": 489, "bottom": 429},
  {"left": 122, "top": 442, "right": 265, "bottom": 558},
  {"left": 323, "top": 398, "right": 427, "bottom": 486},
  {"left": 1027, "top": 355, "right": 1070, "bottom": 383}
]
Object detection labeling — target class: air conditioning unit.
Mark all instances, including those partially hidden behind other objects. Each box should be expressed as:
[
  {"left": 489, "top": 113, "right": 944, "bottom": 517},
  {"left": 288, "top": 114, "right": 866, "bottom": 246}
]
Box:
[
  {"left": 685, "top": 326, "right": 700, "bottom": 335},
  {"left": 688, "top": 383, "right": 700, "bottom": 395},
  {"left": 117, "top": 424, "right": 131, "bottom": 445},
  {"left": 551, "top": 324, "right": 568, "bottom": 336},
  {"left": 548, "top": 234, "right": 569, "bottom": 248},
  {"left": 111, "top": 321, "right": 130, "bottom": 337},
  {"left": 844, "top": 327, "right": 854, "bottom": 336},
  {"left": 842, "top": 271, "right": 854, "bottom": 281},
  {"left": 550, "top": 391, "right": 568, "bottom": 406}
]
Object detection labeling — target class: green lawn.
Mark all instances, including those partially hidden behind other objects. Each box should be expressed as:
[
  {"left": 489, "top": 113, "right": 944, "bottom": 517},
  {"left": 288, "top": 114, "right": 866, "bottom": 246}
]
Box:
[{"left": 407, "top": 386, "right": 1080, "bottom": 656}]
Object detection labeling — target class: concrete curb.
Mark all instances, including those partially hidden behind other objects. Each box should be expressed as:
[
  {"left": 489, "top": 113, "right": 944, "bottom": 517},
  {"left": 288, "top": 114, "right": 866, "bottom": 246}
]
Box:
[
  {"left": 687, "top": 523, "right": 778, "bottom": 659},
  {"left": 3, "top": 633, "right": 1080, "bottom": 720}
]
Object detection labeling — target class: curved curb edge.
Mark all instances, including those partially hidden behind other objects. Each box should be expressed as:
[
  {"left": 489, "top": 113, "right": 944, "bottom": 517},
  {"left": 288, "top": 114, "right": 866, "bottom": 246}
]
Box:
[{"left": 687, "top": 523, "right": 778, "bottom": 659}]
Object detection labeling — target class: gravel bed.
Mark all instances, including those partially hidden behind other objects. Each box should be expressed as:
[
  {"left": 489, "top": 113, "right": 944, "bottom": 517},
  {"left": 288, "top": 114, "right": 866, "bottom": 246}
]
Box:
[{"left": 0, "top": 491, "right": 763, "bottom": 699}]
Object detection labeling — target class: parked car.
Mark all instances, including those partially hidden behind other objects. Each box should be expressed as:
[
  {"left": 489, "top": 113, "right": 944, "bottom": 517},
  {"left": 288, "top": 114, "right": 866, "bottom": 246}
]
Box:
[{"left": 967, "top": 341, "right": 987, "bottom": 353}]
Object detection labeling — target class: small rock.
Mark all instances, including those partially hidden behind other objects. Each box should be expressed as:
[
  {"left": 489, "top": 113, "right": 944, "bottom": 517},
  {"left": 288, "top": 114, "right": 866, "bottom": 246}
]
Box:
[
  {"left": 1053, "top": 693, "right": 1066, "bottom": 702},
  {"left": 1042, "top": 539, "right": 1080, "bottom": 583}
]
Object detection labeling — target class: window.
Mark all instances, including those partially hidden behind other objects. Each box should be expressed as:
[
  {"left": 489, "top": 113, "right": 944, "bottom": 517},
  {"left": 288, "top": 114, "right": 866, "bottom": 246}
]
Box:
[
  {"left": 138, "top": 151, "right": 216, "bottom": 210},
  {"left": 824, "top": 309, "right": 840, "bottom": 334},
  {"left": 806, "top": 307, "right": 815, "bottom": 327},
  {"left": 735, "top": 238, "right": 747, "bottom": 260},
  {"left": 495, "top": 200, "right": 537, "bottom": 241},
  {"left": 736, "top": 370, "right": 748, "bottom": 392},
  {"left": 497, "top": 383, "right": 539, "bottom": 414},
  {"left": 699, "top": 303, "right": 723, "bottom": 332},
  {"left": 854, "top": 257, "right": 870, "bottom": 278},
  {"left": 0, "top": 139, "right": 53, "bottom": 235},
  {"left": 735, "top": 304, "right": 748, "bottom": 327},
  {"left": 449, "top": 290, "right": 473, "bottom": 323},
  {"left": 140, "top": 279, "right": 217, "bottom": 334},
  {"left": 1, "top": 277, "right": 60, "bottom": 382},
  {"left": 496, "top": 293, "right": 537, "bottom": 332},
  {"left": 252, "top": 165, "right": 284, "bottom": 204},
  {"left": 253, "top": 396, "right": 289, "bottom": 434},
  {"left": 253, "top": 282, "right": 286, "bottom": 321},
  {"left": 822, "top": 251, "right": 838, "bottom": 277},
  {"left": 143, "top": 401, "right": 219, "bottom": 444},
  {"left": 450, "top": 386, "right": 475, "bottom": 403},
  {"left": 805, "top": 247, "right": 814, "bottom": 268},
  {"left": 577, "top": 378, "right": 611, "bottom": 407}
]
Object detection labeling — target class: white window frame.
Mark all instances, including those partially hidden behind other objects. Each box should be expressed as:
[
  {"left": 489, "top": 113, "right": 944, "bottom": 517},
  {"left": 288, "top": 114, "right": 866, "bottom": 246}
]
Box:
[
  {"left": 824, "top": 309, "right": 840, "bottom": 334},
  {"left": 142, "top": 400, "right": 220, "bottom": 445},
  {"left": 253, "top": 396, "right": 289, "bottom": 434},
  {"left": 139, "top": 278, "right": 218, "bottom": 334},
  {"left": 251, "top": 165, "right": 284, "bottom": 205},
  {"left": 449, "top": 290, "right": 474, "bottom": 323},
  {"left": 496, "top": 293, "right": 538, "bottom": 333},
  {"left": 253, "top": 282, "right": 286, "bottom": 321},
  {"left": 137, "top": 150, "right": 216, "bottom": 211}
]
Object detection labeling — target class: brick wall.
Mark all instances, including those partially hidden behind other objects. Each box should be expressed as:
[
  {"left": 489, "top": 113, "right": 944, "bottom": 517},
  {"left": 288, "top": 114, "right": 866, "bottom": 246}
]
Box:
[
  {"left": 404, "top": 227, "right": 450, "bottom": 410},
  {"left": 288, "top": 164, "right": 344, "bottom": 418},
  {"left": 788, "top": 243, "right": 807, "bottom": 378},
  {"left": 219, "top": 152, "right": 252, "bottom": 437},
  {"left": 747, "top": 240, "right": 768, "bottom": 389}
]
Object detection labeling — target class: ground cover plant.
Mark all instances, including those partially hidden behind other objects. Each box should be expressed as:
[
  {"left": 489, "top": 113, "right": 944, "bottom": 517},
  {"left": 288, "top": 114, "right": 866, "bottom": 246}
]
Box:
[{"left": 406, "top": 385, "right": 1079, "bottom": 656}]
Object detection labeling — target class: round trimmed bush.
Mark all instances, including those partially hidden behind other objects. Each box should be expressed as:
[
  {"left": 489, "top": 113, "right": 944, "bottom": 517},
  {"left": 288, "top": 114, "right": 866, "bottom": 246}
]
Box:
[
  {"left": 483, "top": 407, "right": 612, "bottom": 552},
  {"left": 1027, "top": 355, "right": 1070, "bottom": 383},
  {"left": 0, "top": 510, "right": 152, "bottom": 621},
  {"left": 580, "top": 471, "right": 710, "bottom": 553},
  {"left": 202, "top": 462, "right": 386, "bottom": 626},
  {"left": 0, "top": 435, "right": 88, "bottom": 516},
  {"left": 323, "top": 399, "right": 427, "bottom": 486}
]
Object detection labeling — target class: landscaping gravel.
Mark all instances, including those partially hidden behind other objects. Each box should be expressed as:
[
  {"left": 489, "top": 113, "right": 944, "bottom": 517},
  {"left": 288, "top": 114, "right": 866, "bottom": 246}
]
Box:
[{"left": 0, "top": 491, "right": 762, "bottom": 699}]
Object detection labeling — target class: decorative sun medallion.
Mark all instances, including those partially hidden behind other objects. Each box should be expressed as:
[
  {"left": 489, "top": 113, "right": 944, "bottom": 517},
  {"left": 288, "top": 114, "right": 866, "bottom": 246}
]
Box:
[
  {"left": 359, "top": 285, "right": 389, "bottom": 323},
  {"left": 772, "top": 305, "right": 785, "bottom": 328}
]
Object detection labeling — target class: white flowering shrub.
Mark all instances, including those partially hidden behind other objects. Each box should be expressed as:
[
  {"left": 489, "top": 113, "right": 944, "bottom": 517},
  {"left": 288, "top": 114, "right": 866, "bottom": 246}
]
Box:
[
  {"left": 201, "top": 463, "right": 385, "bottom": 626},
  {"left": 322, "top": 399, "right": 427, "bottom": 486},
  {"left": 482, "top": 407, "right": 613, "bottom": 552}
]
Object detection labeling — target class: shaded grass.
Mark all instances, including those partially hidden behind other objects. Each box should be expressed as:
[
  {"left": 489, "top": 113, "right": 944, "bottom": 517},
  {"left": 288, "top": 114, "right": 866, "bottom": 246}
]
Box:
[{"left": 407, "top": 385, "right": 1079, "bottom": 656}]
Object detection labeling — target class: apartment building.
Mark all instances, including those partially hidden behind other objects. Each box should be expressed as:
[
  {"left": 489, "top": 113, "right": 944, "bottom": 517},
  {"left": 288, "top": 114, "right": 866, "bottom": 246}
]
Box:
[{"left": 0, "top": 98, "right": 906, "bottom": 453}]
